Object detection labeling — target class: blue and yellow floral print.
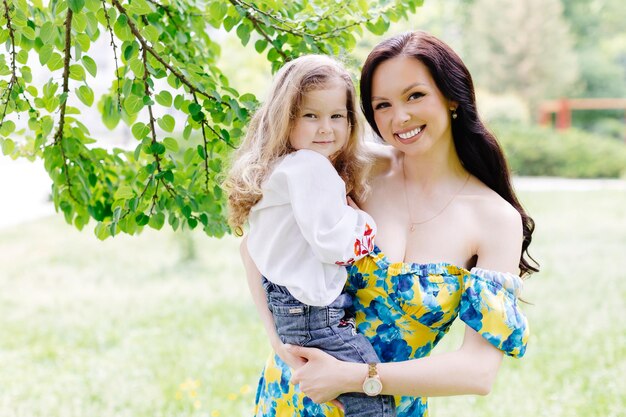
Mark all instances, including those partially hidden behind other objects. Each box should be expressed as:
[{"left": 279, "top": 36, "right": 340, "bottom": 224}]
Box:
[{"left": 254, "top": 246, "right": 529, "bottom": 417}]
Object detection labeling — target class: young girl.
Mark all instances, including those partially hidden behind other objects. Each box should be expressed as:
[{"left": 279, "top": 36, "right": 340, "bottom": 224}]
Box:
[{"left": 225, "top": 55, "right": 396, "bottom": 417}]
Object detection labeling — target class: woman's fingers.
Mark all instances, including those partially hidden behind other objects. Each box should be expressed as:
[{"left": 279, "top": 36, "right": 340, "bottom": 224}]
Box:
[
  {"left": 284, "top": 344, "right": 318, "bottom": 361},
  {"left": 276, "top": 344, "right": 307, "bottom": 370}
]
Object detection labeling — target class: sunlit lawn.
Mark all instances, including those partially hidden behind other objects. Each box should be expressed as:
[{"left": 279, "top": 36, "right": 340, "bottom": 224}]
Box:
[{"left": 1, "top": 186, "right": 624, "bottom": 417}]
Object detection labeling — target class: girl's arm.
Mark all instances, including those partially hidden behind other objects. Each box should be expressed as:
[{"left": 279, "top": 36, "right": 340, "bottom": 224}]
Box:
[
  {"left": 290, "top": 203, "right": 523, "bottom": 403},
  {"left": 240, "top": 236, "right": 305, "bottom": 370}
]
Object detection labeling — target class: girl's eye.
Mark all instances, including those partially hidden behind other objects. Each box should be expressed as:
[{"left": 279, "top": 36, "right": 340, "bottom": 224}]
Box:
[
  {"left": 303, "top": 113, "right": 317, "bottom": 119},
  {"left": 408, "top": 92, "right": 425, "bottom": 100},
  {"left": 373, "top": 102, "right": 390, "bottom": 110},
  {"left": 331, "top": 114, "right": 346, "bottom": 119}
]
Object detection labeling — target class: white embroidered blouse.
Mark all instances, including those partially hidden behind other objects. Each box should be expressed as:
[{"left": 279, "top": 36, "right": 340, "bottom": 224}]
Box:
[{"left": 247, "top": 149, "right": 376, "bottom": 306}]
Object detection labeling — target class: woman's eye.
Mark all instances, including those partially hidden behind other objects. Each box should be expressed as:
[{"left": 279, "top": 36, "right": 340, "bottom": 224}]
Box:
[
  {"left": 408, "top": 92, "right": 425, "bottom": 100},
  {"left": 373, "top": 102, "right": 390, "bottom": 110}
]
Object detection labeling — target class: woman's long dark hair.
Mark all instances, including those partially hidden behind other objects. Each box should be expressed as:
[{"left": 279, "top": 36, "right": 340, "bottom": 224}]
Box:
[{"left": 360, "top": 31, "right": 539, "bottom": 276}]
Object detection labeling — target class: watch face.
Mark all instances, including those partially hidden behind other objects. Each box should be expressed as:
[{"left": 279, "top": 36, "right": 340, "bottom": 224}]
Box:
[{"left": 363, "top": 378, "right": 383, "bottom": 396}]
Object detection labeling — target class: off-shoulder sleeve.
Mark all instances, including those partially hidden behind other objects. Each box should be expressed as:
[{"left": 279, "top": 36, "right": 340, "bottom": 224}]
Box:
[
  {"left": 276, "top": 149, "right": 376, "bottom": 265},
  {"left": 459, "top": 268, "right": 529, "bottom": 358}
]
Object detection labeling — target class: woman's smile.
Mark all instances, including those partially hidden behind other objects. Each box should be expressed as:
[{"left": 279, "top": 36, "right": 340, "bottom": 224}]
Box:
[{"left": 395, "top": 125, "right": 425, "bottom": 143}]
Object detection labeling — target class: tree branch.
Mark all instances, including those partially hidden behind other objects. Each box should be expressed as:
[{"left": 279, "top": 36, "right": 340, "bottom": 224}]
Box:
[
  {"left": 101, "top": 0, "right": 122, "bottom": 111},
  {"left": 0, "top": 0, "right": 18, "bottom": 127},
  {"left": 229, "top": 0, "right": 306, "bottom": 38},
  {"left": 51, "top": 9, "right": 77, "bottom": 202},
  {"left": 243, "top": 7, "right": 288, "bottom": 61},
  {"left": 111, "top": 0, "right": 221, "bottom": 104},
  {"left": 141, "top": 45, "right": 176, "bottom": 198},
  {"left": 193, "top": 92, "right": 211, "bottom": 193},
  {"left": 145, "top": 0, "right": 184, "bottom": 33}
]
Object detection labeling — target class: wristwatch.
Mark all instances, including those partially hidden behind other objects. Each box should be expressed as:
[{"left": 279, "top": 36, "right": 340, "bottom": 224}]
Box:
[{"left": 362, "top": 363, "right": 383, "bottom": 396}]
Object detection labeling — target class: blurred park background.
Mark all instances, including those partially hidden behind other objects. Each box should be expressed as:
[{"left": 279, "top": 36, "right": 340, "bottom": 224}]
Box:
[{"left": 1, "top": 0, "right": 625, "bottom": 416}]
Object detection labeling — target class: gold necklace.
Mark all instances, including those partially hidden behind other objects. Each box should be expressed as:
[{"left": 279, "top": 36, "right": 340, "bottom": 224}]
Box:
[{"left": 401, "top": 156, "right": 471, "bottom": 232}]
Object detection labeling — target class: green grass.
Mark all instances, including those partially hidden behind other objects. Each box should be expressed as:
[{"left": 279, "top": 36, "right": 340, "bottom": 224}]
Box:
[{"left": 1, "top": 188, "right": 625, "bottom": 417}]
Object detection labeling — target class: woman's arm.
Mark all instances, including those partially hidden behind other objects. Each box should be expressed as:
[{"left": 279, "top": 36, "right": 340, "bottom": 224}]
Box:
[
  {"left": 290, "top": 202, "right": 523, "bottom": 403},
  {"left": 240, "top": 236, "right": 305, "bottom": 369},
  {"left": 289, "top": 326, "right": 503, "bottom": 402}
]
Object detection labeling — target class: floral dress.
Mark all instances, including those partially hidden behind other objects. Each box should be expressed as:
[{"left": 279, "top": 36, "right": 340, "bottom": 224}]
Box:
[{"left": 253, "top": 246, "right": 529, "bottom": 417}]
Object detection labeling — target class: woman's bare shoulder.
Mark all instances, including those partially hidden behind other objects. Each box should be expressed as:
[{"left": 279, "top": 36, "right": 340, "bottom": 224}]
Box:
[{"left": 463, "top": 179, "right": 523, "bottom": 273}]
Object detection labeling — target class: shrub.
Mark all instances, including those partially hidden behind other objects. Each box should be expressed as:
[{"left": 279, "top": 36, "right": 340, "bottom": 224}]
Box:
[{"left": 491, "top": 122, "right": 626, "bottom": 178}]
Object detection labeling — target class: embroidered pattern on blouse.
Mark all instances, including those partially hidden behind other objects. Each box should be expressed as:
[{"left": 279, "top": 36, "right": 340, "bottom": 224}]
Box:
[{"left": 335, "top": 223, "right": 375, "bottom": 266}]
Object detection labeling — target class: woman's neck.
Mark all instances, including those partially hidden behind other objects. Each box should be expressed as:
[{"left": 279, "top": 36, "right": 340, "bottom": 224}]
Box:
[{"left": 400, "top": 140, "right": 467, "bottom": 193}]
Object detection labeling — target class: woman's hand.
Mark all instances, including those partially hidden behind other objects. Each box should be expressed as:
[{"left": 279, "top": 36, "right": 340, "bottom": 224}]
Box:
[
  {"left": 275, "top": 343, "right": 307, "bottom": 370},
  {"left": 287, "top": 345, "right": 354, "bottom": 405}
]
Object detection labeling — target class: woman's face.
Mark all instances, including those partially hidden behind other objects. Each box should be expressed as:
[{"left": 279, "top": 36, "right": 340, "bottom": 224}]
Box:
[{"left": 370, "top": 56, "right": 454, "bottom": 156}]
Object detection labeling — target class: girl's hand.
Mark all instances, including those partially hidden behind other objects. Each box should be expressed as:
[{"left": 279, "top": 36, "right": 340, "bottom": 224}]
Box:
[
  {"left": 275, "top": 343, "right": 307, "bottom": 370},
  {"left": 347, "top": 196, "right": 361, "bottom": 210},
  {"left": 287, "top": 345, "right": 349, "bottom": 404}
]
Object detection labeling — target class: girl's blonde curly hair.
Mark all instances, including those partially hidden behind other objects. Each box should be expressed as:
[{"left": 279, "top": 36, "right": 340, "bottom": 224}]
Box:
[{"left": 224, "top": 55, "right": 371, "bottom": 233}]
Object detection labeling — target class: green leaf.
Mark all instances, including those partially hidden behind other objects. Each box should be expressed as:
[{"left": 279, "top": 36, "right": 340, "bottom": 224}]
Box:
[
  {"left": 131, "top": 122, "right": 150, "bottom": 140},
  {"left": 223, "top": 16, "right": 237, "bottom": 32},
  {"left": 114, "top": 185, "right": 135, "bottom": 199},
  {"left": 114, "top": 15, "right": 134, "bottom": 42},
  {"left": 162, "top": 170, "right": 174, "bottom": 183},
  {"left": 95, "top": 222, "right": 111, "bottom": 240},
  {"left": 69, "top": 64, "right": 86, "bottom": 81},
  {"left": 102, "top": 96, "right": 121, "bottom": 130},
  {"left": 236, "top": 23, "right": 251, "bottom": 46},
  {"left": 150, "top": 142, "right": 166, "bottom": 155},
  {"left": 21, "top": 26, "right": 36, "bottom": 40},
  {"left": 163, "top": 137, "right": 179, "bottom": 152},
  {"left": 255, "top": 39, "right": 268, "bottom": 53},
  {"left": 85, "top": 0, "right": 100, "bottom": 12},
  {"left": 38, "top": 44, "right": 54, "bottom": 65},
  {"left": 197, "top": 144, "right": 206, "bottom": 159},
  {"left": 128, "top": 0, "right": 152, "bottom": 15},
  {"left": 76, "top": 85, "right": 94, "bottom": 106},
  {"left": 68, "top": 0, "right": 85, "bottom": 13},
  {"left": 39, "top": 21, "right": 55, "bottom": 43},
  {"left": 17, "top": 50, "right": 29, "bottom": 65},
  {"left": 209, "top": 1, "right": 228, "bottom": 24},
  {"left": 21, "top": 67, "right": 32, "bottom": 83},
  {"left": 155, "top": 91, "right": 172, "bottom": 107},
  {"left": 0, "top": 121, "right": 16, "bottom": 137},
  {"left": 184, "top": 148, "right": 195, "bottom": 165},
  {"left": 136, "top": 213, "right": 150, "bottom": 226},
  {"left": 1, "top": 138, "right": 16, "bottom": 154},
  {"left": 75, "top": 33, "right": 90, "bottom": 52},
  {"left": 158, "top": 115, "right": 175, "bottom": 132},
  {"left": 183, "top": 124, "right": 192, "bottom": 140},
  {"left": 143, "top": 25, "right": 159, "bottom": 43},
  {"left": 82, "top": 55, "right": 97, "bottom": 77},
  {"left": 188, "top": 102, "right": 202, "bottom": 115},
  {"left": 148, "top": 212, "right": 165, "bottom": 230},
  {"left": 124, "top": 94, "right": 144, "bottom": 115},
  {"left": 129, "top": 58, "right": 144, "bottom": 77},
  {"left": 47, "top": 53, "right": 64, "bottom": 71}
]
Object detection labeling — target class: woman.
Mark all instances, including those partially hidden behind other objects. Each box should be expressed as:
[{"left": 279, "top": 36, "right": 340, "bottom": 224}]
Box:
[{"left": 243, "top": 31, "right": 538, "bottom": 416}]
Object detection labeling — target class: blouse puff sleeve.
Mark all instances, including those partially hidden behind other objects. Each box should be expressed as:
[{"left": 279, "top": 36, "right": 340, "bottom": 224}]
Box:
[
  {"left": 459, "top": 267, "right": 529, "bottom": 358},
  {"left": 279, "top": 149, "right": 376, "bottom": 266}
]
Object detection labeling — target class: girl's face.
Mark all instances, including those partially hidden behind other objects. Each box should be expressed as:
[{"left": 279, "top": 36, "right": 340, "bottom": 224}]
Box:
[
  {"left": 370, "top": 56, "right": 454, "bottom": 156},
  {"left": 288, "top": 81, "right": 350, "bottom": 159}
]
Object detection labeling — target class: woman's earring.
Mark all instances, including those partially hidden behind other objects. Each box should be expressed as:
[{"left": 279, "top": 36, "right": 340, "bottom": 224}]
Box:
[{"left": 451, "top": 107, "right": 458, "bottom": 119}]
